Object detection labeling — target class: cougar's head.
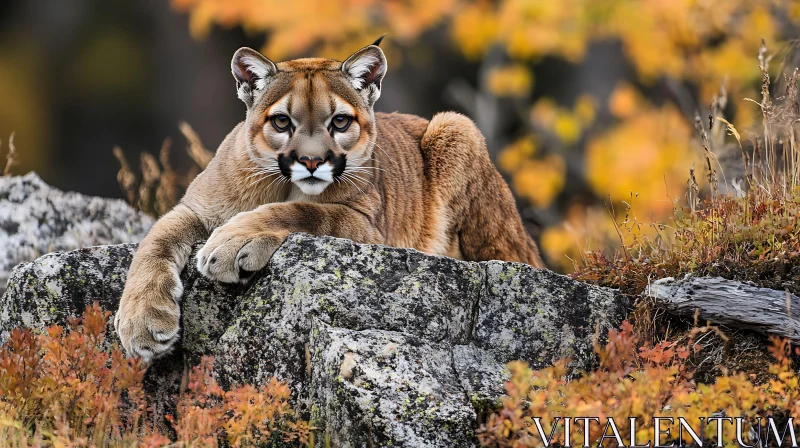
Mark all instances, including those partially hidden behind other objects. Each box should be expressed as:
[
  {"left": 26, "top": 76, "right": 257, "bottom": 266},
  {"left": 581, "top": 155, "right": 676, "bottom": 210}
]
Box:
[{"left": 231, "top": 40, "right": 387, "bottom": 195}]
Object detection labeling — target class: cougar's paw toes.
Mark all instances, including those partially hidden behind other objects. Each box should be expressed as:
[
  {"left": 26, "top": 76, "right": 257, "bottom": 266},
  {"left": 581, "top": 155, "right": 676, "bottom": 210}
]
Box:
[
  {"left": 197, "top": 230, "right": 280, "bottom": 283},
  {"left": 114, "top": 300, "right": 180, "bottom": 363}
]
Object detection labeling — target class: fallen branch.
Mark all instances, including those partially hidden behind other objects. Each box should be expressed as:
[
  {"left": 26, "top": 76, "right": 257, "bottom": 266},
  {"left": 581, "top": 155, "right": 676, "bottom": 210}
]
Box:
[{"left": 648, "top": 275, "right": 800, "bottom": 342}]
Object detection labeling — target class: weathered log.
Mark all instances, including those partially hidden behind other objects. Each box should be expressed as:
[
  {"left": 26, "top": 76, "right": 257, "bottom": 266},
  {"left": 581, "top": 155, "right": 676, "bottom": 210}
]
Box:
[{"left": 648, "top": 275, "right": 800, "bottom": 342}]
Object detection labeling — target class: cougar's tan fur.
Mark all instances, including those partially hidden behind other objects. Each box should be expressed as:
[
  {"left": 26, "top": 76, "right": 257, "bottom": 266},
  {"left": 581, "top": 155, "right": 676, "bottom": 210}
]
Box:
[{"left": 115, "top": 44, "right": 544, "bottom": 361}]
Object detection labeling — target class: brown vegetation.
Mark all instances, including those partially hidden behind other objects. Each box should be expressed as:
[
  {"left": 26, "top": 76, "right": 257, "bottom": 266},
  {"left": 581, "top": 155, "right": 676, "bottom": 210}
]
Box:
[
  {"left": 114, "top": 122, "right": 214, "bottom": 217},
  {"left": 1, "top": 132, "right": 19, "bottom": 176},
  {"left": 574, "top": 41, "right": 800, "bottom": 298},
  {"left": 476, "top": 43, "right": 800, "bottom": 447},
  {"left": 478, "top": 323, "right": 799, "bottom": 447},
  {"left": 0, "top": 304, "right": 311, "bottom": 447}
]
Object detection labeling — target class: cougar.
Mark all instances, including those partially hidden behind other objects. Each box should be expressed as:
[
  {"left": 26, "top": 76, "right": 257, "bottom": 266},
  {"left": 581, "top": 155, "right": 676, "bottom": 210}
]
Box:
[{"left": 115, "top": 38, "right": 545, "bottom": 361}]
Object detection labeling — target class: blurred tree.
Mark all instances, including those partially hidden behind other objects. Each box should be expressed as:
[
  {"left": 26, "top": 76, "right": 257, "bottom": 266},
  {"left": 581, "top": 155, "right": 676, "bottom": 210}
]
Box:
[{"left": 171, "top": 0, "right": 800, "bottom": 271}]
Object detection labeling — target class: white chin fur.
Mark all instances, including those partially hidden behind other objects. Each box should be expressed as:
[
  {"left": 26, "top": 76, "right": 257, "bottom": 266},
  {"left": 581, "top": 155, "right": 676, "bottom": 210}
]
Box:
[
  {"left": 295, "top": 179, "right": 332, "bottom": 195},
  {"left": 290, "top": 161, "right": 333, "bottom": 195}
]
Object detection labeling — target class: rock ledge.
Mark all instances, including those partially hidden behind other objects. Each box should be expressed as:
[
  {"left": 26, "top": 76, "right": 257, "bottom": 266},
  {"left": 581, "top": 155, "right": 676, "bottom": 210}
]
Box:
[
  {"left": 1, "top": 234, "right": 627, "bottom": 447},
  {"left": 0, "top": 172, "right": 153, "bottom": 294}
]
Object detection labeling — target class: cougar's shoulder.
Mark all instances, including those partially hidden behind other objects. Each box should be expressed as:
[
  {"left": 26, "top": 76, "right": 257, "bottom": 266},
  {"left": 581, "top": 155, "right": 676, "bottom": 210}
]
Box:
[{"left": 375, "top": 111, "right": 430, "bottom": 143}]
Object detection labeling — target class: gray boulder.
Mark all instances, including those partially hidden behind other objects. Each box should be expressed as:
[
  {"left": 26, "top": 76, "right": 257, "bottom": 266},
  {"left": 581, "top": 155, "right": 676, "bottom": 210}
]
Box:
[
  {"left": 0, "top": 173, "right": 153, "bottom": 295},
  {"left": 1, "top": 234, "right": 628, "bottom": 447}
]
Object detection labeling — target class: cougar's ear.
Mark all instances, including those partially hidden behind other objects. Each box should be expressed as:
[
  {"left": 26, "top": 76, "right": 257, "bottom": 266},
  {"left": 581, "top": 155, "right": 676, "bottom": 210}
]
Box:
[
  {"left": 342, "top": 44, "right": 387, "bottom": 105},
  {"left": 231, "top": 47, "right": 277, "bottom": 107}
]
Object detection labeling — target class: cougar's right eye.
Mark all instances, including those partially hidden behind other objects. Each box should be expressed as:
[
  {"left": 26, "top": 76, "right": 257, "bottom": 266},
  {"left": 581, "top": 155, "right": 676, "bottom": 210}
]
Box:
[{"left": 271, "top": 115, "right": 292, "bottom": 132}]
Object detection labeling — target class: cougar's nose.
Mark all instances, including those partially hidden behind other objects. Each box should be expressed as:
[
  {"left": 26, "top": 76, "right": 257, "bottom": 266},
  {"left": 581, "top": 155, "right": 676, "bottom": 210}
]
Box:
[{"left": 297, "top": 155, "right": 326, "bottom": 173}]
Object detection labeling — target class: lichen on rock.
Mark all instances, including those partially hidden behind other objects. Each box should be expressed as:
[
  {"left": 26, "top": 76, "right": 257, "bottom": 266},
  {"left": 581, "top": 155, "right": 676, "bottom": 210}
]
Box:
[
  {"left": 1, "top": 233, "right": 627, "bottom": 447},
  {"left": 310, "top": 320, "right": 477, "bottom": 447},
  {"left": 0, "top": 172, "right": 153, "bottom": 295}
]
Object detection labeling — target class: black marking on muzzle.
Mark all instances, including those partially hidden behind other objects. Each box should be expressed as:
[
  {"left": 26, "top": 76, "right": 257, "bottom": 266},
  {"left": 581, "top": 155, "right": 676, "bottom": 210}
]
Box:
[
  {"left": 278, "top": 151, "right": 347, "bottom": 179},
  {"left": 330, "top": 153, "right": 347, "bottom": 178},
  {"left": 278, "top": 152, "right": 295, "bottom": 177}
]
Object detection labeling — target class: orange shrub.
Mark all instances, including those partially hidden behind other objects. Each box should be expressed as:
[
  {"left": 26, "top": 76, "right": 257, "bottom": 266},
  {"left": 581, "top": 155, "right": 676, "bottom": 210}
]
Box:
[
  {"left": 170, "top": 357, "right": 312, "bottom": 447},
  {"left": 478, "top": 322, "right": 800, "bottom": 447},
  {"left": 0, "top": 305, "right": 149, "bottom": 446},
  {"left": 0, "top": 304, "right": 311, "bottom": 447}
]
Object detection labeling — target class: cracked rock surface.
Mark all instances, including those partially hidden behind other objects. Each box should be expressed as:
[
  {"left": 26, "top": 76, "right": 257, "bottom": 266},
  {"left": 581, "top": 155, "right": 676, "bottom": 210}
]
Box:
[
  {"left": 0, "top": 173, "right": 153, "bottom": 295},
  {"left": 1, "top": 233, "right": 628, "bottom": 447}
]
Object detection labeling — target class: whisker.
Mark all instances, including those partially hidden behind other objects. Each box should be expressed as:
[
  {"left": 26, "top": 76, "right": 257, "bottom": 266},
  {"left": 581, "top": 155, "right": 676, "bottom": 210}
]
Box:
[
  {"left": 345, "top": 156, "right": 386, "bottom": 176},
  {"left": 341, "top": 176, "right": 366, "bottom": 196},
  {"left": 342, "top": 172, "right": 375, "bottom": 194},
  {"left": 337, "top": 172, "right": 364, "bottom": 194},
  {"left": 253, "top": 170, "right": 279, "bottom": 180},
  {"left": 241, "top": 157, "right": 280, "bottom": 174},
  {"left": 248, "top": 172, "right": 281, "bottom": 188},
  {"left": 245, "top": 157, "right": 279, "bottom": 164},
  {"left": 344, "top": 172, "right": 377, "bottom": 190},
  {"left": 265, "top": 174, "right": 289, "bottom": 190},
  {"left": 343, "top": 165, "right": 380, "bottom": 179},
  {"left": 245, "top": 169, "right": 281, "bottom": 180},
  {"left": 241, "top": 165, "right": 280, "bottom": 172},
  {"left": 346, "top": 163, "right": 386, "bottom": 173},
  {"left": 368, "top": 140, "right": 399, "bottom": 168},
  {"left": 349, "top": 166, "right": 386, "bottom": 173}
]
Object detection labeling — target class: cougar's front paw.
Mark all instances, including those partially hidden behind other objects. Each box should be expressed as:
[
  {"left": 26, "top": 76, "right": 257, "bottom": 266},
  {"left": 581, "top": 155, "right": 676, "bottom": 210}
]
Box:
[
  {"left": 196, "top": 217, "right": 287, "bottom": 283},
  {"left": 115, "top": 270, "right": 182, "bottom": 363}
]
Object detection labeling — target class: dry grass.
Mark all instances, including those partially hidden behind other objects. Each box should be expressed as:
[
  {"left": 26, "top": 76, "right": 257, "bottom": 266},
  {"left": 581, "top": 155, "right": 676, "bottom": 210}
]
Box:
[
  {"left": 114, "top": 122, "right": 214, "bottom": 217},
  {"left": 1, "top": 132, "right": 19, "bottom": 176},
  {"left": 574, "top": 41, "right": 800, "bottom": 297},
  {"left": 570, "top": 41, "right": 800, "bottom": 379}
]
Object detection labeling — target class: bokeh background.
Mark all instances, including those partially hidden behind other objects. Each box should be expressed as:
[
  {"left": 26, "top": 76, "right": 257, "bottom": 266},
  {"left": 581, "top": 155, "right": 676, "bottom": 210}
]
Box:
[{"left": 1, "top": 0, "right": 799, "bottom": 271}]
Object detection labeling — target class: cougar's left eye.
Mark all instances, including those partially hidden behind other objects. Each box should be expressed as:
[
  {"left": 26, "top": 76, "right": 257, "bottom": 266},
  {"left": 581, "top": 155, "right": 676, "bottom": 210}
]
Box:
[
  {"left": 331, "top": 115, "right": 352, "bottom": 132},
  {"left": 271, "top": 115, "right": 292, "bottom": 132}
]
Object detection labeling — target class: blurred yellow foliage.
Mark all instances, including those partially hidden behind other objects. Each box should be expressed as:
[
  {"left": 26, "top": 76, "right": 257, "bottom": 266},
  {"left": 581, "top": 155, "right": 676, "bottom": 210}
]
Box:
[
  {"left": 450, "top": 2, "right": 497, "bottom": 59},
  {"left": 553, "top": 114, "right": 582, "bottom": 145},
  {"left": 540, "top": 226, "right": 574, "bottom": 269},
  {"left": 0, "top": 41, "right": 50, "bottom": 178},
  {"left": 573, "top": 94, "right": 597, "bottom": 126},
  {"left": 529, "top": 98, "right": 558, "bottom": 128},
  {"left": 500, "top": 137, "right": 568, "bottom": 208},
  {"left": 498, "top": 137, "right": 537, "bottom": 173},
  {"left": 608, "top": 82, "right": 642, "bottom": 119},
  {"left": 586, "top": 102, "right": 699, "bottom": 217},
  {"left": 173, "top": 0, "right": 797, "bottom": 94},
  {"left": 540, "top": 205, "right": 619, "bottom": 271},
  {"left": 512, "top": 154, "right": 565, "bottom": 208},
  {"left": 170, "top": 0, "right": 798, "bottom": 270},
  {"left": 734, "top": 89, "right": 761, "bottom": 129},
  {"left": 792, "top": 1, "right": 800, "bottom": 19},
  {"left": 487, "top": 64, "right": 533, "bottom": 97},
  {"left": 449, "top": 0, "right": 796, "bottom": 94},
  {"left": 530, "top": 97, "right": 594, "bottom": 145},
  {"left": 171, "top": 0, "right": 457, "bottom": 60}
]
